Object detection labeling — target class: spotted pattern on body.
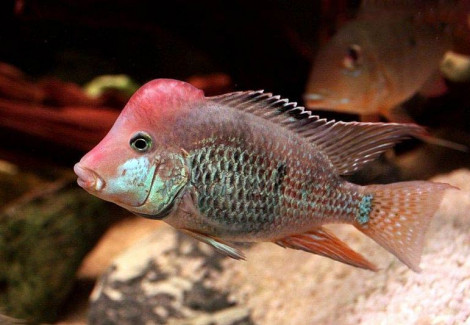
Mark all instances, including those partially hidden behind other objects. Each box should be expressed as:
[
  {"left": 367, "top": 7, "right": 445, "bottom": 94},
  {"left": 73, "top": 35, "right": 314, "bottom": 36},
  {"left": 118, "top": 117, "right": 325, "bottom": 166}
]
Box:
[
  {"left": 73, "top": 79, "right": 455, "bottom": 271},
  {"left": 186, "top": 135, "right": 370, "bottom": 240},
  {"left": 356, "top": 194, "right": 373, "bottom": 225}
]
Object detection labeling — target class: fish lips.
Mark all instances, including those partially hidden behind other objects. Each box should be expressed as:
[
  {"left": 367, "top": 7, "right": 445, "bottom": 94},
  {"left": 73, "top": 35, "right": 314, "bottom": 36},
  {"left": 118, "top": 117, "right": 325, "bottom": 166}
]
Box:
[
  {"left": 74, "top": 160, "right": 158, "bottom": 208},
  {"left": 74, "top": 163, "right": 106, "bottom": 192},
  {"left": 303, "top": 93, "right": 325, "bottom": 108}
]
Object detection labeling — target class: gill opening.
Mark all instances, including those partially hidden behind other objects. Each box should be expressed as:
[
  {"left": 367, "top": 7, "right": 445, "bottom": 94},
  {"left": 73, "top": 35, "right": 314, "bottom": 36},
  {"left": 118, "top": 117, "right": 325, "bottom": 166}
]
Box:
[{"left": 135, "top": 160, "right": 160, "bottom": 207}]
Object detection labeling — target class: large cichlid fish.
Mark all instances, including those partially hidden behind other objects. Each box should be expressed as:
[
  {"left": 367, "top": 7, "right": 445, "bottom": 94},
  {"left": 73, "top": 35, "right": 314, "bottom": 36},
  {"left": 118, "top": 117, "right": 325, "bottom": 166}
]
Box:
[
  {"left": 304, "top": 0, "right": 470, "bottom": 122},
  {"left": 74, "top": 79, "right": 454, "bottom": 271}
]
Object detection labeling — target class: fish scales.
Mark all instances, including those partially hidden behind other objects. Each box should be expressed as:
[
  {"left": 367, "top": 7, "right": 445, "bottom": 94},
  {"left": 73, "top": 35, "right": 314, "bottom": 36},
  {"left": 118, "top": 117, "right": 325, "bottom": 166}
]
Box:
[
  {"left": 181, "top": 112, "right": 364, "bottom": 241},
  {"left": 75, "top": 79, "right": 453, "bottom": 271}
]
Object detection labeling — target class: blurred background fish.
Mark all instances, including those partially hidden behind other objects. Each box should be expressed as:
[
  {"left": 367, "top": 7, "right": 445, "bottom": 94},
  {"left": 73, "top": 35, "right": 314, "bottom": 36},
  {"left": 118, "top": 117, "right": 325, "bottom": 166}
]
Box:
[{"left": 304, "top": 0, "right": 470, "bottom": 123}]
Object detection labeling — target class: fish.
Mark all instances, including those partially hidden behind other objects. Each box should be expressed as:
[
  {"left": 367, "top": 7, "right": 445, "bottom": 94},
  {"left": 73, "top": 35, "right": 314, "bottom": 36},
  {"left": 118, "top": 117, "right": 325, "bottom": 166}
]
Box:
[
  {"left": 304, "top": 0, "right": 470, "bottom": 122},
  {"left": 74, "top": 79, "right": 454, "bottom": 271}
]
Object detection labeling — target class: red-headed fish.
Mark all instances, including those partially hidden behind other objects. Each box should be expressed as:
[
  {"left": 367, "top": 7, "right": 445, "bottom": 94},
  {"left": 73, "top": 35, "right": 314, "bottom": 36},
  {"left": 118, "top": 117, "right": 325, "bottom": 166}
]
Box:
[
  {"left": 304, "top": 0, "right": 470, "bottom": 121},
  {"left": 74, "top": 79, "right": 454, "bottom": 271}
]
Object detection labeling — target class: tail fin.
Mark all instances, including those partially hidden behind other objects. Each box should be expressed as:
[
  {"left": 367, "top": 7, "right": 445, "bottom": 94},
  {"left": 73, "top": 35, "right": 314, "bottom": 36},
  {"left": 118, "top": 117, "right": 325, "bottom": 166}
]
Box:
[{"left": 356, "top": 181, "right": 454, "bottom": 272}]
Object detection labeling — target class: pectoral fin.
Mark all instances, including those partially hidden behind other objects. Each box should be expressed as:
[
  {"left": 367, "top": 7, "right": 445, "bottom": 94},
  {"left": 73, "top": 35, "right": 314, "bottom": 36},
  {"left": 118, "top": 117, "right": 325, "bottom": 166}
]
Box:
[
  {"left": 180, "top": 229, "right": 245, "bottom": 260},
  {"left": 275, "top": 227, "right": 378, "bottom": 271}
]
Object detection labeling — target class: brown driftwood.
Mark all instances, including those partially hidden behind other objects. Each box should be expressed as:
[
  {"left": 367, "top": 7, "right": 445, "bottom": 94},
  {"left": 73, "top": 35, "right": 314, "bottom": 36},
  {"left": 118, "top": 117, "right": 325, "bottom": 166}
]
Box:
[
  {"left": 0, "top": 99, "right": 118, "bottom": 151},
  {"left": 0, "top": 63, "right": 235, "bottom": 154},
  {"left": 0, "top": 62, "right": 45, "bottom": 103}
]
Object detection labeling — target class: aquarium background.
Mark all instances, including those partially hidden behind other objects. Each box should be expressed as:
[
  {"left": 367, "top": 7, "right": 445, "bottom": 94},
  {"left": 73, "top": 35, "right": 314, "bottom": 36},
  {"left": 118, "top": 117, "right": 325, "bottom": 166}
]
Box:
[{"left": 0, "top": 0, "right": 469, "bottom": 324}]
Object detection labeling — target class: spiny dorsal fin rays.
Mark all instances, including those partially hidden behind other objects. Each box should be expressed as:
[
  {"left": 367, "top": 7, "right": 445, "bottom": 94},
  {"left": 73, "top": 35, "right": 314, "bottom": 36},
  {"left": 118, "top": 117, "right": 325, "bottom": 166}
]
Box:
[
  {"left": 316, "top": 122, "right": 422, "bottom": 174},
  {"left": 208, "top": 90, "right": 425, "bottom": 175}
]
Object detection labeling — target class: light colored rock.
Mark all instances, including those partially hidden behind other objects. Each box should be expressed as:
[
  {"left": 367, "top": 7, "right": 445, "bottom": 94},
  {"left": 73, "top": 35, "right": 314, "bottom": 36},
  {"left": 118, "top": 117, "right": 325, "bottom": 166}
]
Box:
[
  {"left": 78, "top": 217, "right": 161, "bottom": 279},
  {"left": 440, "top": 51, "right": 470, "bottom": 82},
  {"left": 167, "top": 307, "right": 251, "bottom": 325},
  {"left": 89, "top": 224, "right": 252, "bottom": 325}
]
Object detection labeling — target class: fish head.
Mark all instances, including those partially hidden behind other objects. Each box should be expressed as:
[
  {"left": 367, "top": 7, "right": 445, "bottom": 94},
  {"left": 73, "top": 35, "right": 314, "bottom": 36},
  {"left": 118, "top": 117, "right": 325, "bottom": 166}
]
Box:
[
  {"left": 304, "top": 22, "right": 385, "bottom": 115},
  {"left": 74, "top": 79, "right": 204, "bottom": 218}
]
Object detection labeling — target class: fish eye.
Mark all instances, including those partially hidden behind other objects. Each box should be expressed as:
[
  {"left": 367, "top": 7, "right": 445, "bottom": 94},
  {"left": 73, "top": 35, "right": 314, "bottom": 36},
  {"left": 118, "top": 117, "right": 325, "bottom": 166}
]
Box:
[
  {"left": 343, "top": 44, "right": 362, "bottom": 70},
  {"left": 130, "top": 132, "right": 152, "bottom": 153}
]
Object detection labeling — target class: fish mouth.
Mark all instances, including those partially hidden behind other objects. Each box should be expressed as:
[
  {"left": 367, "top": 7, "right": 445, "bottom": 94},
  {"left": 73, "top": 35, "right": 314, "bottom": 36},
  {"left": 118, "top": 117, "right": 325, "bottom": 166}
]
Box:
[
  {"left": 74, "top": 163, "right": 106, "bottom": 192},
  {"left": 304, "top": 92, "right": 354, "bottom": 111},
  {"left": 303, "top": 93, "right": 325, "bottom": 108},
  {"left": 304, "top": 93, "right": 324, "bottom": 101}
]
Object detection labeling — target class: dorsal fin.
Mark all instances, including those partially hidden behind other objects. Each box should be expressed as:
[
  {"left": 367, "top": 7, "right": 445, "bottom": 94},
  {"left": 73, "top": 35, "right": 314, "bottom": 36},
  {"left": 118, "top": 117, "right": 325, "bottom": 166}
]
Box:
[{"left": 209, "top": 91, "right": 425, "bottom": 175}]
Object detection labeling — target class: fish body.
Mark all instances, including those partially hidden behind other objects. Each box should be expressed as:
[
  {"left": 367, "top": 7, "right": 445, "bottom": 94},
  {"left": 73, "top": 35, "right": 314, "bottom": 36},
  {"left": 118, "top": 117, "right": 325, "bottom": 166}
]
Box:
[
  {"left": 304, "top": 1, "right": 468, "bottom": 119},
  {"left": 75, "top": 79, "right": 453, "bottom": 271},
  {"left": 168, "top": 112, "right": 355, "bottom": 241}
]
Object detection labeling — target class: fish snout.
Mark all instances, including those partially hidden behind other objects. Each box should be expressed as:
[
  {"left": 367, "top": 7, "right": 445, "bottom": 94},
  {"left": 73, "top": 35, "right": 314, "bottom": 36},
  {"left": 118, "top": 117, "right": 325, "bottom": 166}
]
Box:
[
  {"left": 73, "top": 163, "right": 105, "bottom": 192},
  {"left": 303, "top": 93, "right": 325, "bottom": 108}
]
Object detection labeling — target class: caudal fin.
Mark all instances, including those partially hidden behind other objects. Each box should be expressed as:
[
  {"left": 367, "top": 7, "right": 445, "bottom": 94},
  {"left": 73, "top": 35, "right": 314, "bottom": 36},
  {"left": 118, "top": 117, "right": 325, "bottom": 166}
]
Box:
[{"left": 356, "top": 181, "right": 455, "bottom": 272}]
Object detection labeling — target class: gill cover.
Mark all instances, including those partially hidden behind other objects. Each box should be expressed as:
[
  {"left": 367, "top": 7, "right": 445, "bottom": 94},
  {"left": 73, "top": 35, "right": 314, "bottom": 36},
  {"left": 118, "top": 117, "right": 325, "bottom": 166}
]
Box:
[{"left": 134, "top": 152, "right": 189, "bottom": 218}]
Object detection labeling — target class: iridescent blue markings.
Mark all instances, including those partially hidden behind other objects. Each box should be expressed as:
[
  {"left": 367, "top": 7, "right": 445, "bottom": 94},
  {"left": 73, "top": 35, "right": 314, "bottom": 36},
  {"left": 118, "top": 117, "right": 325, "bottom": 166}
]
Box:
[{"left": 356, "top": 194, "right": 373, "bottom": 225}]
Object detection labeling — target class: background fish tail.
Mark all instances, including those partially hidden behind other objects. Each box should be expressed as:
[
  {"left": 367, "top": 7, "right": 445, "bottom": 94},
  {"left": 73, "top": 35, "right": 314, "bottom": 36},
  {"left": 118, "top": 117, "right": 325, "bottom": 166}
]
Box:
[{"left": 355, "top": 181, "right": 454, "bottom": 272}]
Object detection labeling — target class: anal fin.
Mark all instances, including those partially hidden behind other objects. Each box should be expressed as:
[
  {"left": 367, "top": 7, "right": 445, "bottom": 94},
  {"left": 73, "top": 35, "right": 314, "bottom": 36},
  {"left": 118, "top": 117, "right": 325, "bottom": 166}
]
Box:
[
  {"left": 180, "top": 229, "right": 245, "bottom": 260},
  {"left": 275, "top": 227, "right": 378, "bottom": 271}
]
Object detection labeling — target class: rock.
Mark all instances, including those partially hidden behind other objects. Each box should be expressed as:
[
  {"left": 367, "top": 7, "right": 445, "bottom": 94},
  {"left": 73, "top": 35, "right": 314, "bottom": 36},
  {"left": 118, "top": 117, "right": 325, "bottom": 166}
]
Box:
[
  {"left": 0, "top": 171, "right": 123, "bottom": 323},
  {"left": 78, "top": 217, "right": 161, "bottom": 279},
  {"left": 89, "top": 225, "right": 253, "bottom": 325},
  {"left": 167, "top": 307, "right": 252, "bottom": 325},
  {"left": 440, "top": 51, "right": 470, "bottom": 83},
  {"left": 0, "top": 313, "right": 25, "bottom": 325},
  {"left": 90, "top": 169, "right": 470, "bottom": 325}
]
